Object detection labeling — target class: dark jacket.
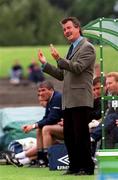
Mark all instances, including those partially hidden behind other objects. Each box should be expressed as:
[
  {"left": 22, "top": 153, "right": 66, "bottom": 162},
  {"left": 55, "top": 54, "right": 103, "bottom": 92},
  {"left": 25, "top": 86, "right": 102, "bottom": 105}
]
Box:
[
  {"left": 36, "top": 91, "right": 62, "bottom": 128},
  {"left": 89, "top": 97, "right": 101, "bottom": 121},
  {"left": 89, "top": 97, "right": 108, "bottom": 121},
  {"left": 91, "top": 101, "right": 118, "bottom": 143}
]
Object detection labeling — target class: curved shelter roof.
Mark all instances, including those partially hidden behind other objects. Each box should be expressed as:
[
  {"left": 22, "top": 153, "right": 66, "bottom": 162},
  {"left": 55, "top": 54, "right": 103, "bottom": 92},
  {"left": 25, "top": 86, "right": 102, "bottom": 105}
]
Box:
[{"left": 83, "top": 18, "right": 118, "bottom": 50}]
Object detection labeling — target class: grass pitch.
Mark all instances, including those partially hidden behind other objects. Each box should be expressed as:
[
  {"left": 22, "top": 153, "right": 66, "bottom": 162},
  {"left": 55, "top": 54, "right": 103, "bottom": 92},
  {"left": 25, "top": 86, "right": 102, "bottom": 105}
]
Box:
[{"left": 0, "top": 165, "right": 96, "bottom": 180}]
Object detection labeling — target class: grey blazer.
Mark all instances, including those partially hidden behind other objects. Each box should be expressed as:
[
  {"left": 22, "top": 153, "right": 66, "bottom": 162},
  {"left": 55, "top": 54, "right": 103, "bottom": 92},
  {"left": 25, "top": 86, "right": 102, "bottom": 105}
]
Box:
[{"left": 43, "top": 38, "right": 96, "bottom": 109}]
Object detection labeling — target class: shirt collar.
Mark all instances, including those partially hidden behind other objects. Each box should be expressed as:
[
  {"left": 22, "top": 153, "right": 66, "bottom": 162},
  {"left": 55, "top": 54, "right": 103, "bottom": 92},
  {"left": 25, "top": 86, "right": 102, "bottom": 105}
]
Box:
[
  {"left": 48, "top": 91, "right": 54, "bottom": 103},
  {"left": 72, "top": 36, "right": 83, "bottom": 49}
]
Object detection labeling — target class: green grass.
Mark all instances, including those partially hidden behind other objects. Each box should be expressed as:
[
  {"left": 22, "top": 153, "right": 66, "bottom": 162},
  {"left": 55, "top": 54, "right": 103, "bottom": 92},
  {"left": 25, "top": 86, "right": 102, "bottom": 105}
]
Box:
[
  {"left": 0, "top": 45, "right": 118, "bottom": 78},
  {"left": 0, "top": 46, "right": 66, "bottom": 78},
  {"left": 0, "top": 165, "right": 96, "bottom": 180}
]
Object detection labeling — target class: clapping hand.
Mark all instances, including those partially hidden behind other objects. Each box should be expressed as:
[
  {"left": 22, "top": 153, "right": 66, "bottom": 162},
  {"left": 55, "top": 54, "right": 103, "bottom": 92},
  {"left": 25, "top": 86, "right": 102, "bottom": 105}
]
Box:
[
  {"left": 50, "top": 44, "right": 60, "bottom": 61},
  {"left": 38, "top": 49, "right": 47, "bottom": 64}
]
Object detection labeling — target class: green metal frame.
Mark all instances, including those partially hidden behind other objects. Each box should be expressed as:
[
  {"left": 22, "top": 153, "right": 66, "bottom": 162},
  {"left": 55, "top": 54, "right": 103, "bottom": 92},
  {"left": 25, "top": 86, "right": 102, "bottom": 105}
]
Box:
[{"left": 83, "top": 18, "right": 118, "bottom": 149}]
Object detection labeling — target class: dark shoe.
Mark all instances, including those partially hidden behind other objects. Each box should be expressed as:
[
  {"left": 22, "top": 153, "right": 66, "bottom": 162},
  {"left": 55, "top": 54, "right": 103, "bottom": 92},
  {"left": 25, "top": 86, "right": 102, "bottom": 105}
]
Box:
[
  {"left": 75, "top": 169, "right": 94, "bottom": 175},
  {"left": 0, "top": 151, "right": 10, "bottom": 165},
  {"left": 37, "top": 151, "right": 48, "bottom": 167},
  {"left": 63, "top": 170, "right": 76, "bottom": 175},
  {"left": 29, "top": 159, "right": 48, "bottom": 168},
  {"left": 5, "top": 152, "right": 23, "bottom": 167}
]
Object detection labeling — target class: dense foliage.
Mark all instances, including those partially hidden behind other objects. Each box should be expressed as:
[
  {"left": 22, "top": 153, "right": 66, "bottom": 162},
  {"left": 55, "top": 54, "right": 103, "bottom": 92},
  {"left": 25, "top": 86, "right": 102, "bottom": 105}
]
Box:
[{"left": 0, "top": 0, "right": 117, "bottom": 45}]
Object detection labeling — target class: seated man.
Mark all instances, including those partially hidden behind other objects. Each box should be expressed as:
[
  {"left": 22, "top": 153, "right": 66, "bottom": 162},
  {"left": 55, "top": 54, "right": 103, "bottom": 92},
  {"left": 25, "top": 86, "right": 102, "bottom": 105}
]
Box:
[
  {"left": 91, "top": 72, "right": 118, "bottom": 154},
  {"left": 6, "top": 80, "right": 63, "bottom": 166},
  {"left": 89, "top": 76, "right": 107, "bottom": 131}
]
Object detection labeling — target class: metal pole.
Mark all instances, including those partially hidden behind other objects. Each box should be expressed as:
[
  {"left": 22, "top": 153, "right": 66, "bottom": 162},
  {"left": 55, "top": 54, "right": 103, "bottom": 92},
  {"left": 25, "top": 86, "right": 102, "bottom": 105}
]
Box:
[{"left": 99, "top": 17, "right": 105, "bottom": 149}]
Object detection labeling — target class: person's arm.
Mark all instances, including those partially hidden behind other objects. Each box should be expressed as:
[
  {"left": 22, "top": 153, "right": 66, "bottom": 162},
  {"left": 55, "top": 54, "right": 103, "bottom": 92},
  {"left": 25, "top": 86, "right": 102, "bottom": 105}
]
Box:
[
  {"left": 57, "top": 45, "right": 96, "bottom": 74},
  {"left": 36, "top": 107, "right": 62, "bottom": 128},
  {"left": 91, "top": 113, "right": 118, "bottom": 142},
  {"left": 49, "top": 42, "right": 96, "bottom": 75},
  {"left": 90, "top": 123, "right": 102, "bottom": 142}
]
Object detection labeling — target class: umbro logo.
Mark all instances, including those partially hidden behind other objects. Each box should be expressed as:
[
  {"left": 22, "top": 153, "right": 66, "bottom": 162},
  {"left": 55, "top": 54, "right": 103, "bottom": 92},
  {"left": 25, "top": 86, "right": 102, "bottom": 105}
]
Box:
[{"left": 58, "top": 154, "right": 69, "bottom": 165}]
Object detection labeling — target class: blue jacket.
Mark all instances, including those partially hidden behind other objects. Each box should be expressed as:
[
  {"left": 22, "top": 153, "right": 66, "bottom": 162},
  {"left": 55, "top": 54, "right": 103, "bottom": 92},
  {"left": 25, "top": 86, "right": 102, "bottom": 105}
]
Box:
[
  {"left": 36, "top": 91, "right": 62, "bottom": 128},
  {"left": 91, "top": 112, "right": 118, "bottom": 142}
]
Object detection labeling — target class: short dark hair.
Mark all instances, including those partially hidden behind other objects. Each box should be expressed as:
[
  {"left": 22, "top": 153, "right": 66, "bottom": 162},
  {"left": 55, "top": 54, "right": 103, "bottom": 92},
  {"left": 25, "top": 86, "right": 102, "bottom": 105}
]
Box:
[
  {"left": 93, "top": 76, "right": 106, "bottom": 86},
  {"left": 38, "top": 80, "right": 54, "bottom": 90},
  {"left": 60, "top": 17, "right": 83, "bottom": 36}
]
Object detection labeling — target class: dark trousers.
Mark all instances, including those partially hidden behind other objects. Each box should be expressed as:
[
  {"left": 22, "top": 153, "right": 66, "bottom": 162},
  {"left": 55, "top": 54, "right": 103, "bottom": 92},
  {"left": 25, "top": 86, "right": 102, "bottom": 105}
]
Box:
[{"left": 63, "top": 107, "right": 94, "bottom": 172}]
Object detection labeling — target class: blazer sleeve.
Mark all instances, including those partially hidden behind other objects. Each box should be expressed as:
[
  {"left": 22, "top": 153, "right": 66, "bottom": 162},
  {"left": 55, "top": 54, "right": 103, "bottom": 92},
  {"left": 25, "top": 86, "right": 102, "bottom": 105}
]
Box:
[
  {"left": 42, "top": 63, "right": 64, "bottom": 81},
  {"left": 57, "top": 43, "right": 96, "bottom": 74}
]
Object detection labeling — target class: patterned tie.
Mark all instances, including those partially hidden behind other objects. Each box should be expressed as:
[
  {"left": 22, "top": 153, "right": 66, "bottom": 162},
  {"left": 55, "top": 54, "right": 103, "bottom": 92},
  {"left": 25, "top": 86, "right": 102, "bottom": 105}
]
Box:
[{"left": 66, "top": 44, "right": 73, "bottom": 59}]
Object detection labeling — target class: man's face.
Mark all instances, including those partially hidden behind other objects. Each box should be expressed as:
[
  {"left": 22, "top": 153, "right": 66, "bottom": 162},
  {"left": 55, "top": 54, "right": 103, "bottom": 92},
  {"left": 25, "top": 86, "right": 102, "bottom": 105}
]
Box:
[
  {"left": 62, "top": 21, "right": 80, "bottom": 42},
  {"left": 38, "top": 87, "right": 52, "bottom": 102},
  {"left": 93, "top": 82, "right": 101, "bottom": 99},
  {"left": 106, "top": 77, "right": 118, "bottom": 94},
  {"left": 93, "top": 82, "right": 106, "bottom": 99}
]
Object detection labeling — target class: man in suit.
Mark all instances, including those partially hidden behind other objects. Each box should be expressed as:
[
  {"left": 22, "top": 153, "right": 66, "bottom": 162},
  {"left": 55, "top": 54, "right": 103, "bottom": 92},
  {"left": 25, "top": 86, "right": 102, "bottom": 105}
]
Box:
[{"left": 38, "top": 17, "right": 96, "bottom": 175}]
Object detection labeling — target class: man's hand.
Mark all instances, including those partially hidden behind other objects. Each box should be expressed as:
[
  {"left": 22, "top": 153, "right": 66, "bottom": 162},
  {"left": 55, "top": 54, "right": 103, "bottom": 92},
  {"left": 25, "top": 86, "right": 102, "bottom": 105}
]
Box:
[
  {"left": 50, "top": 44, "right": 60, "bottom": 61},
  {"left": 89, "top": 120, "right": 100, "bottom": 129},
  {"left": 116, "top": 119, "right": 118, "bottom": 127},
  {"left": 22, "top": 125, "right": 34, "bottom": 133},
  {"left": 38, "top": 49, "right": 47, "bottom": 64}
]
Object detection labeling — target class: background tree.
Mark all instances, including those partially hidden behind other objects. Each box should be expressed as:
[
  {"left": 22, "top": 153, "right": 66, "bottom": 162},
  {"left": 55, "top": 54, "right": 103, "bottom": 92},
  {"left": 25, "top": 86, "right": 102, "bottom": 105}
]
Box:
[
  {"left": 0, "top": 0, "right": 65, "bottom": 45},
  {"left": 68, "top": 0, "right": 117, "bottom": 26},
  {"left": 0, "top": 0, "right": 117, "bottom": 45}
]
